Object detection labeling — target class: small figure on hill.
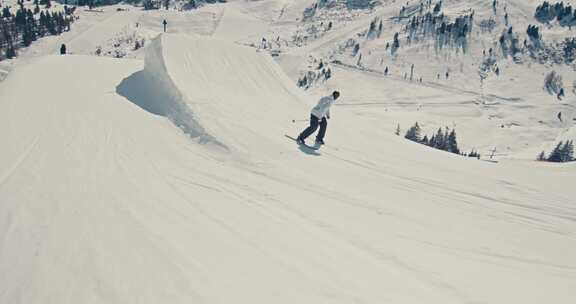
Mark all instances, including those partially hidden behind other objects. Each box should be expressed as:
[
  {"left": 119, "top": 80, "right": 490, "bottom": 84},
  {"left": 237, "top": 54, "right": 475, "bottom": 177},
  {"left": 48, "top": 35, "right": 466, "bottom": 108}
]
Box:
[
  {"left": 60, "top": 44, "right": 67, "bottom": 55},
  {"left": 163, "top": 19, "right": 167, "bottom": 33},
  {"left": 297, "top": 91, "right": 340, "bottom": 146}
]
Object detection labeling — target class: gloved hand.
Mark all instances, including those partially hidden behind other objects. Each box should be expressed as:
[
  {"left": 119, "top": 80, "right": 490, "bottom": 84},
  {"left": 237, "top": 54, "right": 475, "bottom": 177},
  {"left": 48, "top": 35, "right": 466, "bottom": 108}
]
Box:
[{"left": 326, "top": 114, "right": 331, "bottom": 120}]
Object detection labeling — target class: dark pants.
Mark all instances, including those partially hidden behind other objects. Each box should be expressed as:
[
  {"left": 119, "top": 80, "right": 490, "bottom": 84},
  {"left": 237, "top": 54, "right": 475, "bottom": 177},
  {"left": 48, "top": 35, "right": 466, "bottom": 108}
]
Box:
[{"left": 299, "top": 114, "right": 327, "bottom": 141}]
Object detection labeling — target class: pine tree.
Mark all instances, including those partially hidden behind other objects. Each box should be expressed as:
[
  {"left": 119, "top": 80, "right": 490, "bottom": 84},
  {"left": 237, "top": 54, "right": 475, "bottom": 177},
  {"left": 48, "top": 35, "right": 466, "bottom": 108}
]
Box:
[
  {"left": 421, "top": 135, "right": 429, "bottom": 145},
  {"left": 433, "top": 128, "right": 444, "bottom": 149},
  {"left": 368, "top": 19, "right": 376, "bottom": 37},
  {"left": 537, "top": 151, "right": 547, "bottom": 161},
  {"left": 6, "top": 44, "right": 16, "bottom": 59},
  {"left": 547, "top": 141, "right": 564, "bottom": 162},
  {"left": 446, "top": 129, "right": 460, "bottom": 154},
  {"left": 2, "top": 7, "right": 11, "bottom": 18},
  {"left": 404, "top": 122, "right": 422, "bottom": 142},
  {"left": 434, "top": 1, "right": 442, "bottom": 14},
  {"left": 393, "top": 32, "right": 400, "bottom": 49},
  {"left": 428, "top": 134, "right": 436, "bottom": 147},
  {"left": 561, "top": 140, "right": 574, "bottom": 162},
  {"left": 23, "top": 25, "right": 33, "bottom": 46}
]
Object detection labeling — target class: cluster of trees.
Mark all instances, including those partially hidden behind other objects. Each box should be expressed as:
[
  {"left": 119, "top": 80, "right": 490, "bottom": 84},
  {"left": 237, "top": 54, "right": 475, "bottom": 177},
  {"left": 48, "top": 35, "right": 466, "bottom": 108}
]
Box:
[
  {"left": 399, "top": 0, "right": 434, "bottom": 19},
  {"left": 535, "top": 1, "right": 576, "bottom": 26},
  {"left": 345, "top": 0, "right": 378, "bottom": 10},
  {"left": 538, "top": 140, "right": 574, "bottom": 162},
  {"left": 297, "top": 60, "right": 332, "bottom": 89},
  {"left": 503, "top": 26, "right": 575, "bottom": 65},
  {"left": 563, "top": 37, "right": 576, "bottom": 63},
  {"left": 526, "top": 24, "right": 541, "bottom": 40},
  {"left": 134, "top": 0, "right": 225, "bottom": 11},
  {"left": 1, "top": 2, "right": 74, "bottom": 60},
  {"left": 498, "top": 26, "right": 522, "bottom": 60},
  {"left": 434, "top": 13, "right": 473, "bottom": 53},
  {"left": 75, "top": 0, "right": 120, "bottom": 8},
  {"left": 405, "top": 12, "right": 449, "bottom": 40},
  {"left": 401, "top": 10, "right": 473, "bottom": 53},
  {"left": 403, "top": 122, "right": 461, "bottom": 155},
  {"left": 366, "top": 17, "right": 383, "bottom": 39},
  {"left": 526, "top": 36, "right": 576, "bottom": 65},
  {"left": 304, "top": 0, "right": 378, "bottom": 20}
]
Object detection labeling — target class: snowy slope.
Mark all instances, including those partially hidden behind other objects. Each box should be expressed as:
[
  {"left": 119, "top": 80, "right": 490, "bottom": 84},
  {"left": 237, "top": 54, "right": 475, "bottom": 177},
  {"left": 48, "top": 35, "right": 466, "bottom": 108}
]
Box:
[
  {"left": 1, "top": 1, "right": 576, "bottom": 303},
  {"left": 266, "top": 0, "right": 576, "bottom": 158},
  {"left": 2, "top": 31, "right": 576, "bottom": 303}
]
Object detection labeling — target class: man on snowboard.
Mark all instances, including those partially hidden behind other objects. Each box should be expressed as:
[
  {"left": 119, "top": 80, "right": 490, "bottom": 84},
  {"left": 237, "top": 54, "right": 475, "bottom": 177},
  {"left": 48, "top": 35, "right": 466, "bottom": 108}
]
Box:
[{"left": 297, "top": 91, "right": 340, "bottom": 145}]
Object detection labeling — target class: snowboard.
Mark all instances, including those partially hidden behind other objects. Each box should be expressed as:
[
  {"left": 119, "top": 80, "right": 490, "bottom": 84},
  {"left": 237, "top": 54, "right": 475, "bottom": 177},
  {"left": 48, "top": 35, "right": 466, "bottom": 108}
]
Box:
[{"left": 285, "top": 135, "right": 321, "bottom": 150}]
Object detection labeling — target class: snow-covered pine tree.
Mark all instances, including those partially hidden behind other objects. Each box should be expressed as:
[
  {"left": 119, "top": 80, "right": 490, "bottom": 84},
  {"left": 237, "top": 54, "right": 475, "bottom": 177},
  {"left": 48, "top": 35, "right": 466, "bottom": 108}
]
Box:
[
  {"left": 447, "top": 129, "right": 460, "bottom": 154},
  {"left": 433, "top": 1, "right": 442, "bottom": 14},
  {"left": 547, "top": 141, "right": 564, "bottom": 162},
  {"left": 537, "top": 151, "right": 547, "bottom": 161},
  {"left": 393, "top": 32, "right": 400, "bottom": 49},
  {"left": 421, "top": 135, "right": 429, "bottom": 145},
  {"left": 404, "top": 122, "right": 422, "bottom": 142},
  {"left": 561, "top": 140, "right": 574, "bottom": 162},
  {"left": 428, "top": 134, "right": 436, "bottom": 147},
  {"left": 433, "top": 128, "right": 445, "bottom": 149}
]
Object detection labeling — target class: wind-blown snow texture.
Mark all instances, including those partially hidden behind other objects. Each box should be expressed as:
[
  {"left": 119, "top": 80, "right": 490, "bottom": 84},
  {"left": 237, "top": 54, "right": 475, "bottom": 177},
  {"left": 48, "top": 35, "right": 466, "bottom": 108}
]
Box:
[{"left": 0, "top": 1, "right": 575, "bottom": 304}]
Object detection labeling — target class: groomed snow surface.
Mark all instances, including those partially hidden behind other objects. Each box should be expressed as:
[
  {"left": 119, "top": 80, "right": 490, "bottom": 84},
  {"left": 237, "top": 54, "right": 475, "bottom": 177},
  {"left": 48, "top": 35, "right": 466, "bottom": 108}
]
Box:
[{"left": 1, "top": 2, "right": 576, "bottom": 304}]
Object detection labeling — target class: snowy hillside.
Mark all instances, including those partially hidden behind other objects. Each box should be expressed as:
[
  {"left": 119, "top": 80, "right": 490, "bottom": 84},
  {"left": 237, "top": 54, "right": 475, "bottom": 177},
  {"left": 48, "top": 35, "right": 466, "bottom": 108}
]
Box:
[{"left": 1, "top": 1, "right": 576, "bottom": 303}]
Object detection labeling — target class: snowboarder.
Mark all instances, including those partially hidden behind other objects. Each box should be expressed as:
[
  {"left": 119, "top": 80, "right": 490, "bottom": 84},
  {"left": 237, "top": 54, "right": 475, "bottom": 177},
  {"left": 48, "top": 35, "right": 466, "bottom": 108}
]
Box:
[
  {"left": 297, "top": 91, "right": 340, "bottom": 145},
  {"left": 163, "top": 19, "right": 167, "bottom": 33}
]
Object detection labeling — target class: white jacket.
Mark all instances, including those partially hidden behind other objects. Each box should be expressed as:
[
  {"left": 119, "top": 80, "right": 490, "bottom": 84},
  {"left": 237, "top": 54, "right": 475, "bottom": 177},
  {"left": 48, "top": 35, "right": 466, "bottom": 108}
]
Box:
[{"left": 311, "top": 95, "right": 335, "bottom": 119}]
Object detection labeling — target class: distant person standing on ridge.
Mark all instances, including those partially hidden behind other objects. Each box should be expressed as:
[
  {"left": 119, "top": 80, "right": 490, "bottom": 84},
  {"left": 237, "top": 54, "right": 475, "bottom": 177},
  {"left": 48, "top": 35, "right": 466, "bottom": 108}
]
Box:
[
  {"left": 163, "top": 19, "right": 167, "bottom": 32},
  {"left": 60, "top": 44, "right": 66, "bottom": 55},
  {"left": 297, "top": 91, "right": 340, "bottom": 145}
]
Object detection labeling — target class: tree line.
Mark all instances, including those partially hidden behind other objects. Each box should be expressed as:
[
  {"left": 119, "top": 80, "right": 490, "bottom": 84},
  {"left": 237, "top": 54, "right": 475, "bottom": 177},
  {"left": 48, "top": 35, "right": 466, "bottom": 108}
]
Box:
[
  {"left": 535, "top": 1, "right": 576, "bottom": 26},
  {"left": 402, "top": 122, "right": 468, "bottom": 156},
  {"left": 401, "top": 8, "right": 474, "bottom": 54},
  {"left": 538, "top": 140, "right": 574, "bottom": 162},
  {"left": 1, "top": 2, "right": 74, "bottom": 60}
]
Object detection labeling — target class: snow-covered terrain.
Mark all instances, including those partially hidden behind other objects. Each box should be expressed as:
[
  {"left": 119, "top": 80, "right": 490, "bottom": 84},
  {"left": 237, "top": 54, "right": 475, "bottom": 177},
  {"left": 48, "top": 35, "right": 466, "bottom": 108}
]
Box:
[{"left": 1, "top": 0, "right": 575, "bottom": 303}]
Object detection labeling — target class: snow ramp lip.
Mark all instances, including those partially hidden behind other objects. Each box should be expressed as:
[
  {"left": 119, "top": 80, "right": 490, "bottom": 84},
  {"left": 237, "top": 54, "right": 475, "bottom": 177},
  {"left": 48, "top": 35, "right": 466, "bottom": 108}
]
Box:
[{"left": 116, "top": 34, "right": 226, "bottom": 149}]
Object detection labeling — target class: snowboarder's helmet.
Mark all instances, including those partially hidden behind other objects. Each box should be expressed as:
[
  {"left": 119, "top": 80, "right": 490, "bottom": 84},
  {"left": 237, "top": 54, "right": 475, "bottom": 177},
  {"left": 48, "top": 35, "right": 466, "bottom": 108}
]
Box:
[{"left": 332, "top": 91, "right": 340, "bottom": 99}]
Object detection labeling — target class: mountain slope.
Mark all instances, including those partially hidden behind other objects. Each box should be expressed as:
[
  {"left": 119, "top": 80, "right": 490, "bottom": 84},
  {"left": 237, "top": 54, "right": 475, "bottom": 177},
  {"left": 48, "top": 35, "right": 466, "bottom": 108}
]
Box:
[{"left": 1, "top": 31, "right": 575, "bottom": 303}]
